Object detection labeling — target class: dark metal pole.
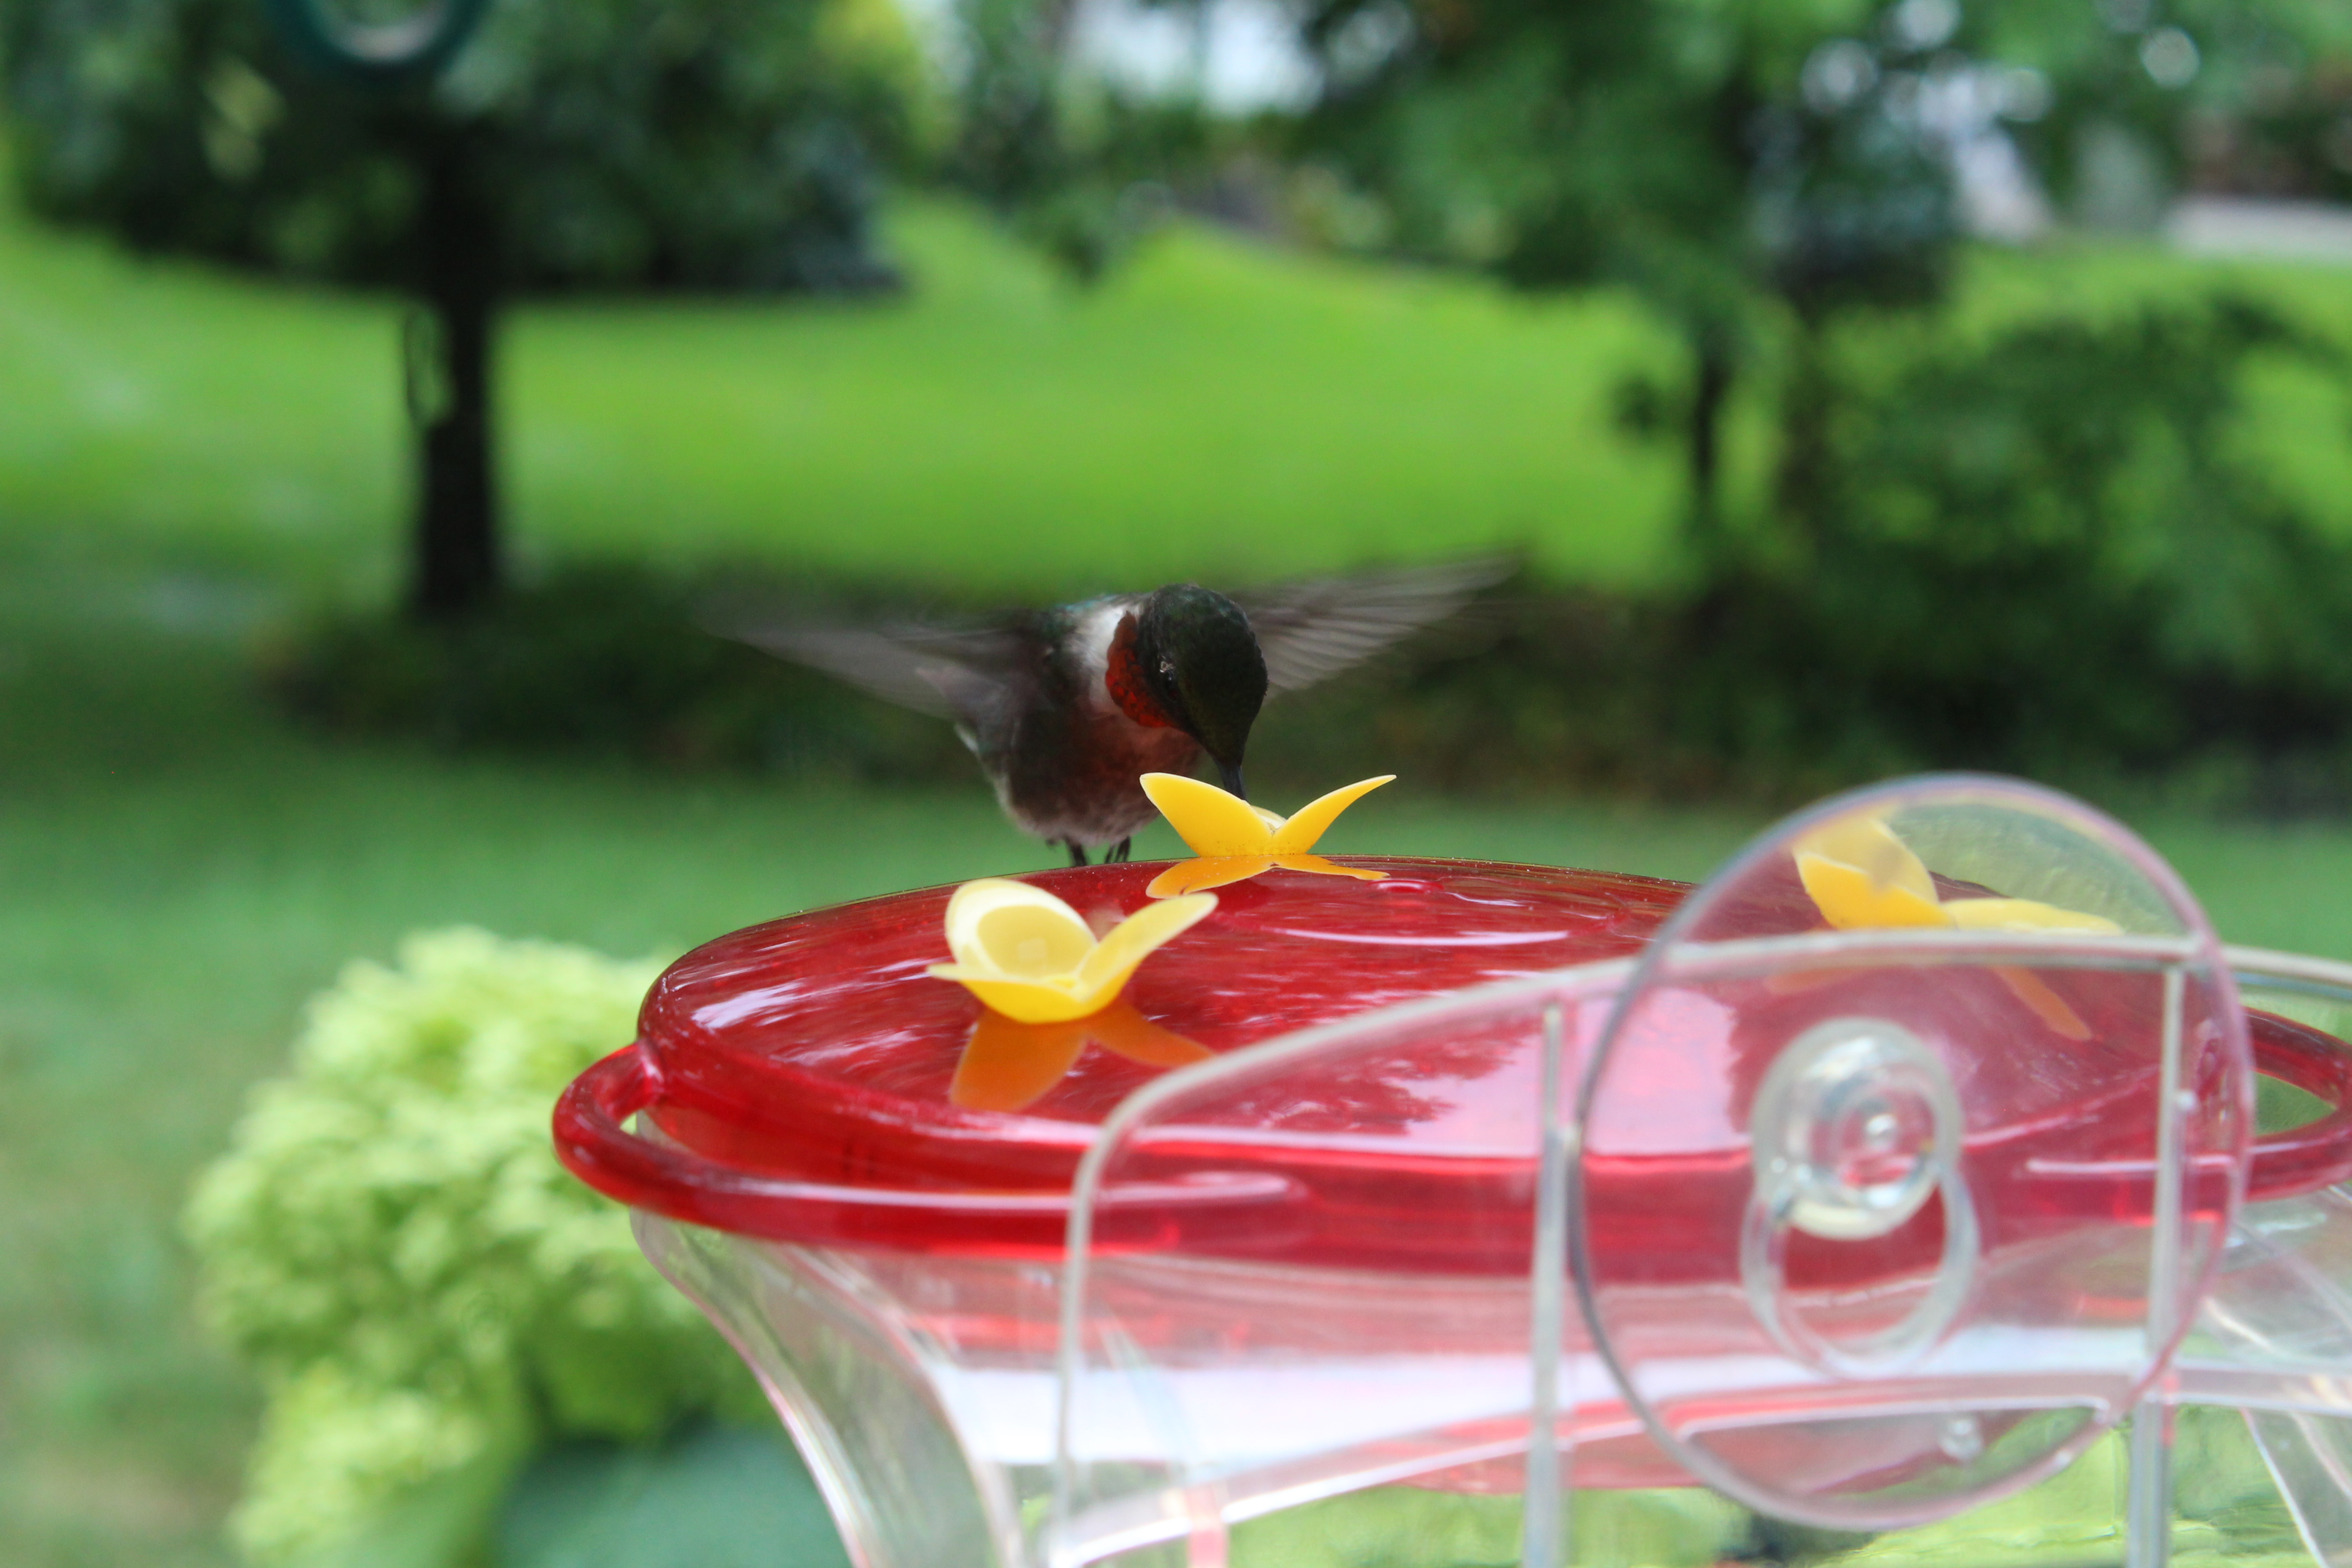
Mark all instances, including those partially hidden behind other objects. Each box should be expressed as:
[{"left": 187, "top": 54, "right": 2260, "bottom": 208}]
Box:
[{"left": 263, "top": 0, "right": 502, "bottom": 616}]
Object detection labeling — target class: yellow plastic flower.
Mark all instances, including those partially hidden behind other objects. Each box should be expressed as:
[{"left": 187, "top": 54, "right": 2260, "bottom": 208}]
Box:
[
  {"left": 1790, "top": 812, "right": 2121, "bottom": 1040},
  {"left": 1793, "top": 815, "right": 2121, "bottom": 936},
  {"left": 1793, "top": 816, "right": 1950, "bottom": 930},
  {"left": 1141, "top": 773, "right": 1395, "bottom": 897},
  {"left": 948, "top": 1001, "right": 1211, "bottom": 1113},
  {"left": 927, "top": 878, "right": 1216, "bottom": 1024}
]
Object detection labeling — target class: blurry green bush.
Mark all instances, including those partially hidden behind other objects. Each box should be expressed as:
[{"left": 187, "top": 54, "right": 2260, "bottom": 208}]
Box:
[
  {"left": 264, "top": 562, "right": 972, "bottom": 779},
  {"left": 0, "top": 0, "right": 922, "bottom": 292},
  {"left": 1287, "top": 291, "right": 2352, "bottom": 808},
  {"left": 1695, "top": 292, "right": 2352, "bottom": 795},
  {"left": 184, "top": 929, "right": 767, "bottom": 1566}
]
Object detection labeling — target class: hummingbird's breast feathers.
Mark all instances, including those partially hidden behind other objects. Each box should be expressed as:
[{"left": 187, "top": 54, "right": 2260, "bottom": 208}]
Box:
[{"left": 1060, "top": 598, "right": 1144, "bottom": 718}]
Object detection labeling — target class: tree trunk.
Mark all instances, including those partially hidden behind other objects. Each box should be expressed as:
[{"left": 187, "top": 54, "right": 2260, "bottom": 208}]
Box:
[
  {"left": 407, "top": 147, "right": 501, "bottom": 621},
  {"left": 1686, "top": 325, "right": 1735, "bottom": 564},
  {"left": 1774, "top": 314, "right": 1833, "bottom": 560}
]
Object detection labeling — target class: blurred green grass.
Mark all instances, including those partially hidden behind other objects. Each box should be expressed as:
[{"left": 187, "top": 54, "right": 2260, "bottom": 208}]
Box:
[
  {"left": 12, "top": 192, "right": 2351, "bottom": 605},
  {"left": 0, "top": 195, "right": 1694, "bottom": 599},
  {"left": 7, "top": 188, "right": 2352, "bottom": 1566}
]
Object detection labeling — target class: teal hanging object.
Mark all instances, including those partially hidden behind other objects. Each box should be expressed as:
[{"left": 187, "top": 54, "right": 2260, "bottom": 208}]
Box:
[{"left": 262, "top": 0, "right": 490, "bottom": 86}]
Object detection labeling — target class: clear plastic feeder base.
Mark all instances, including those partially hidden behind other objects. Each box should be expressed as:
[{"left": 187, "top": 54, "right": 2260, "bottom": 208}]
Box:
[{"left": 638, "top": 1200, "right": 2352, "bottom": 1568}]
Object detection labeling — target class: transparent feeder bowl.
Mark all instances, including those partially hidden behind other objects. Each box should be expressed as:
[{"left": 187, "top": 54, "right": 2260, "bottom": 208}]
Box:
[{"left": 554, "top": 776, "right": 2352, "bottom": 1568}]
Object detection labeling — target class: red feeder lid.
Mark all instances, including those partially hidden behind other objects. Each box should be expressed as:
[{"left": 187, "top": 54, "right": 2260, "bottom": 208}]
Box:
[
  {"left": 554, "top": 856, "right": 2352, "bottom": 1263},
  {"left": 556, "top": 858, "right": 1678, "bottom": 1251}
]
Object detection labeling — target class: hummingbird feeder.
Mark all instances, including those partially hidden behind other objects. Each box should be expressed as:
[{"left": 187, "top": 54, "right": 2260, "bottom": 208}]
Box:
[{"left": 554, "top": 774, "right": 2352, "bottom": 1566}]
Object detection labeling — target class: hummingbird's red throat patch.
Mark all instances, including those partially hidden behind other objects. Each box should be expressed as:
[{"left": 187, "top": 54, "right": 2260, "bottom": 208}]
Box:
[{"left": 1106, "top": 614, "right": 1178, "bottom": 729}]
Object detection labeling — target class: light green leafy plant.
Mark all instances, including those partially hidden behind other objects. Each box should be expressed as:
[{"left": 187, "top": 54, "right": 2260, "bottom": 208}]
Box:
[{"left": 186, "top": 929, "right": 763, "bottom": 1566}]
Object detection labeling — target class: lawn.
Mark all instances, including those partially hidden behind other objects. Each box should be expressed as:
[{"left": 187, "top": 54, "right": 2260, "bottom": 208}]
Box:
[
  {"left": 0, "top": 193, "right": 1695, "bottom": 601},
  {"left": 12, "top": 187, "right": 2352, "bottom": 604},
  {"left": 8, "top": 186, "right": 2352, "bottom": 1568}
]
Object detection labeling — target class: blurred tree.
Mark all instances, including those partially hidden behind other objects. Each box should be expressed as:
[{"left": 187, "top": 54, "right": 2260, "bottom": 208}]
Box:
[
  {"left": 1285, "top": 0, "right": 2352, "bottom": 565},
  {"left": 1, "top": 0, "right": 924, "bottom": 616},
  {"left": 1976, "top": 0, "right": 2352, "bottom": 220},
  {"left": 1287, "top": 0, "right": 1999, "bottom": 559},
  {"left": 944, "top": 0, "right": 1221, "bottom": 280}
]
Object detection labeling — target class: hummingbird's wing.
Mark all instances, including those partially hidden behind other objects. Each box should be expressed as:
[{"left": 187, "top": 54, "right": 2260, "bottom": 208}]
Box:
[
  {"left": 725, "top": 621, "right": 1034, "bottom": 752},
  {"left": 1235, "top": 558, "right": 1514, "bottom": 693}
]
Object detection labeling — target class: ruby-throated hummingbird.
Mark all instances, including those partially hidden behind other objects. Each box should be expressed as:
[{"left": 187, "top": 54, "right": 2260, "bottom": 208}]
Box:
[{"left": 728, "top": 561, "right": 1504, "bottom": 867}]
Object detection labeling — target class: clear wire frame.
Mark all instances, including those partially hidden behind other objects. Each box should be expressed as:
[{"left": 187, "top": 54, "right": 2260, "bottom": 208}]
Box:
[
  {"left": 2183, "top": 945, "right": 2352, "bottom": 1567},
  {"left": 1042, "top": 775, "right": 2278, "bottom": 1567},
  {"left": 1046, "top": 969, "right": 1620, "bottom": 1567}
]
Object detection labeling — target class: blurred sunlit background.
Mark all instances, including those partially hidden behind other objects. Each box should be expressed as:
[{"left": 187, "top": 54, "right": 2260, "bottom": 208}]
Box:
[{"left": 7, "top": 0, "right": 2352, "bottom": 1562}]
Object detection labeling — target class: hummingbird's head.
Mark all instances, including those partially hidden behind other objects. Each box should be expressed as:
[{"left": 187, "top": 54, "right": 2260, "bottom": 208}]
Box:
[{"left": 1131, "top": 584, "right": 1267, "bottom": 799}]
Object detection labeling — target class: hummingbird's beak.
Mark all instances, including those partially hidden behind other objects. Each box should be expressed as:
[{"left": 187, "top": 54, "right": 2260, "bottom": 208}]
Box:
[{"left": 1219, "top": 760, "right": 1247, "bottom": 799}]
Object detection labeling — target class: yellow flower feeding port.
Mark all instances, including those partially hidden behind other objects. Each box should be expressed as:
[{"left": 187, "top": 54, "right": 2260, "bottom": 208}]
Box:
[
  {"left": 925, "top": 877, "right": 1216, "bottom": 1023},
  {"left": 1791, "top": 810, "right": 2127, "bottom": 1039},
  {"left": 1140, "top": 772, "right": 1395, "bottom": 895},
  {"left": 1794, "top": 813, "right": 2123, "bottom": 935}
]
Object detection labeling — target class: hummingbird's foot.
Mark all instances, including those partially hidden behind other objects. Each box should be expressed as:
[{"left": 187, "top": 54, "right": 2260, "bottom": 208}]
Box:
[
  {"left": 1107, "top": 838, "right": 1132, "bottom": 863},
  {"left": 1064, "top": 841, "right": 1089, "bottom": 869}
]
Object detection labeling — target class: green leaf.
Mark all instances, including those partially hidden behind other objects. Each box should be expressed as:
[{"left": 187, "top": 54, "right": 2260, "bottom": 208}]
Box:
[{"left": 495, "top": 1425, "right": 852, "bottom": 1568}]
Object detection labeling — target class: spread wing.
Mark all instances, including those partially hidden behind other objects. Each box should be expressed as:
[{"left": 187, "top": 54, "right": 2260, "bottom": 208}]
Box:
[
  {"left": 1235, "top": 558, "right": 1514, "bottom": 693},
  {"left": 720, "top": 617, "right": 1034, "bottom": 750}
]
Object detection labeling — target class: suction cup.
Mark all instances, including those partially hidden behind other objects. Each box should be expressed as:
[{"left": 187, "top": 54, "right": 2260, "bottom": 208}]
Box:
[{"left": 1571, "top": 775, "right": 2251, "bottom": 1529}]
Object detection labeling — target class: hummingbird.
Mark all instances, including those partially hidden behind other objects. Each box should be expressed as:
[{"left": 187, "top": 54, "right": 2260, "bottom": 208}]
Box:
[{"left": 726, "top": 561, "right": 1505, "bottom": 867}]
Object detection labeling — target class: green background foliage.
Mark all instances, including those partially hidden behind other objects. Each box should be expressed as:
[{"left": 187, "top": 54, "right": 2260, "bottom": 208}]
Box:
[
  {"left": 1687, "top": 292, "right": 2352, "bottom": 786},
  {"left": 1, "top": 0, "right": 920, "bottom": 292}
]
